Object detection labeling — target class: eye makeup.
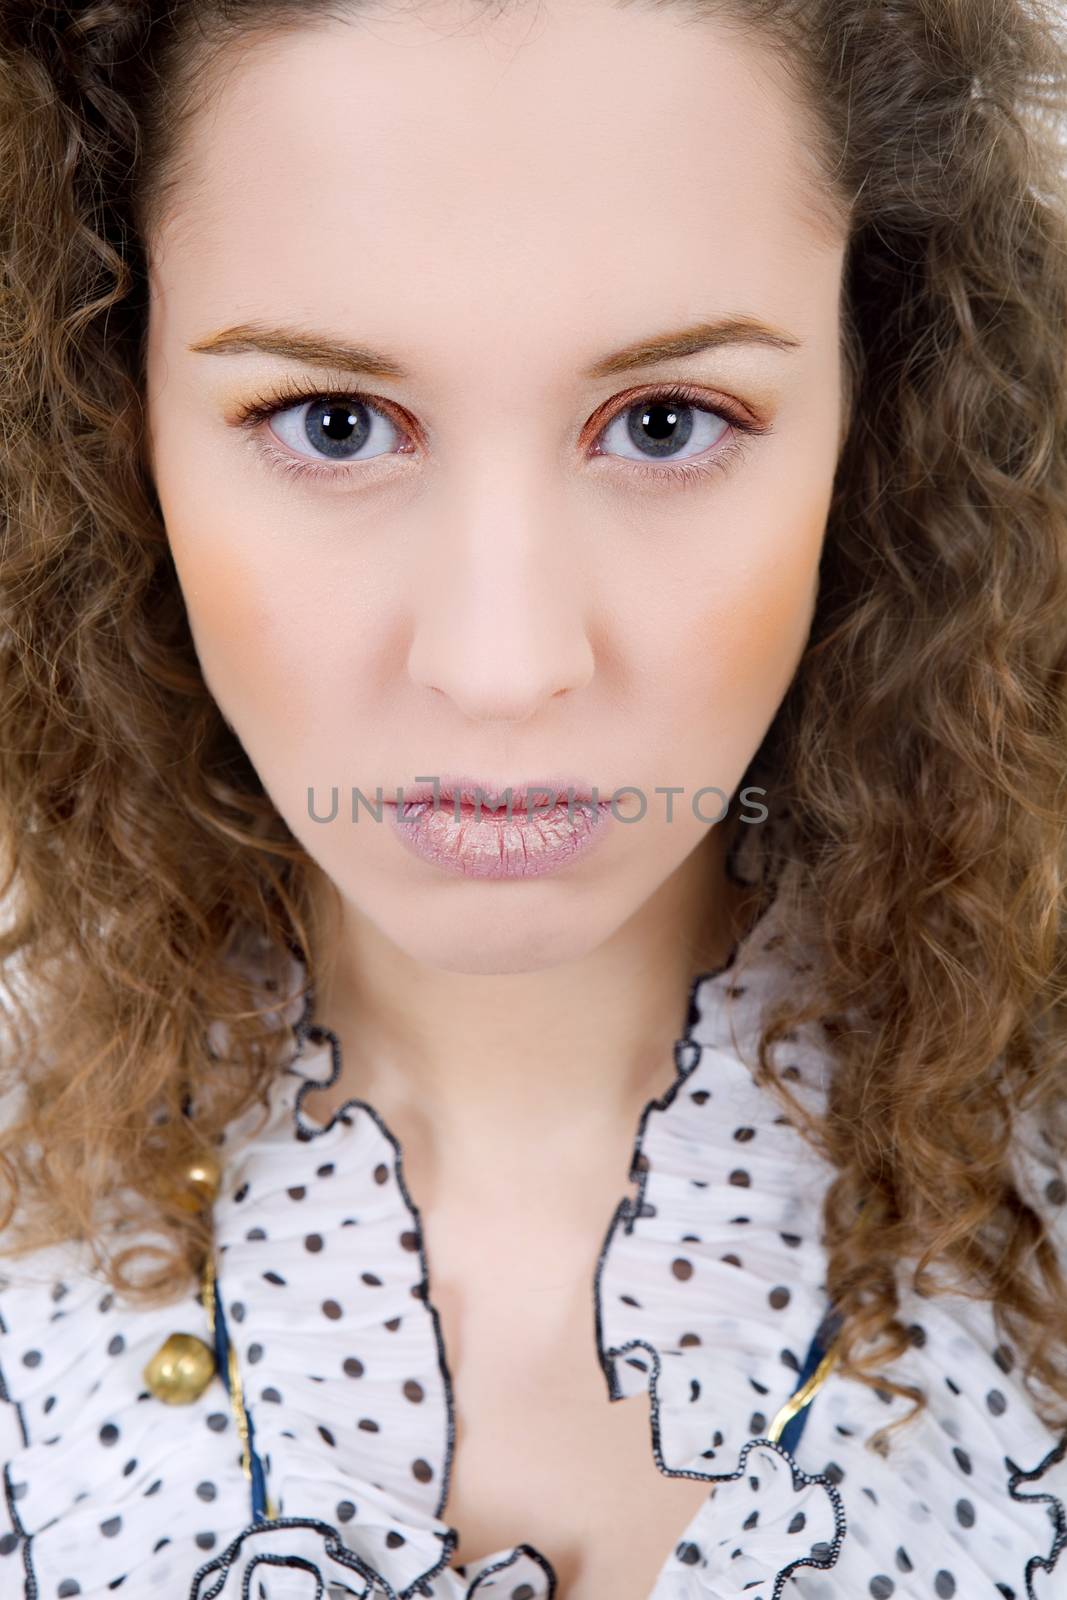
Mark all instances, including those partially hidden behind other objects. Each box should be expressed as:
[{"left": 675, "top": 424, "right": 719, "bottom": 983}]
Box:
[{"left": 225, "top": 375, "right": 775, "bottom": 493}]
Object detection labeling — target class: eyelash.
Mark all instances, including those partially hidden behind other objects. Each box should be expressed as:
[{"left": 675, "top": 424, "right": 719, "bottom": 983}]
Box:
[{"left": 231, "top": 376, "right": 771, "bottom": 489}]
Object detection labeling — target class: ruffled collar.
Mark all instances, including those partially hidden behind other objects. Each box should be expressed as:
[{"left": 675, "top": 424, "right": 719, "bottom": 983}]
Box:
[{"left": 190, "top": 891, "right": 847, "bottom": 1598}]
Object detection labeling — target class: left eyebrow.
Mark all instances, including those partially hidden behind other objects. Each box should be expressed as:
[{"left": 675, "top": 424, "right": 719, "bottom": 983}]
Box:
[{"left": 187, "top": 314, "right": 804, "bottom": 381}]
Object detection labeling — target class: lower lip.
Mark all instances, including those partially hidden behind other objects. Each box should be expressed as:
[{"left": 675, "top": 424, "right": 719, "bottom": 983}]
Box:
[{"left": 388, "top": 794, "right": 615, "bottom": 879}]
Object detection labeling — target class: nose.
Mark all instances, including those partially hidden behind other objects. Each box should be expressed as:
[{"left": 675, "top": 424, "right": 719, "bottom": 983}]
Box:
[{"left": 405, "top": 468, "right": 595, "bottom": 723}]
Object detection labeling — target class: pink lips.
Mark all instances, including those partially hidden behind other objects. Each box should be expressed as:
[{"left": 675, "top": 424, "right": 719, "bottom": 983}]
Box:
[{"left": 387, "top": 778, "right": 616, "bottom": 879}]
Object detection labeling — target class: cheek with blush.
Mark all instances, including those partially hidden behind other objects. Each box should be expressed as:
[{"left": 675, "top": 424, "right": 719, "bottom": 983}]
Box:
[{"left": 660, "top": 511, "right": 824, "bottom": 791}]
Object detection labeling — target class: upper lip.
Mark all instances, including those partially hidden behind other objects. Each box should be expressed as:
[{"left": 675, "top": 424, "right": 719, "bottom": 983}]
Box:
[{"left": 389, "top": 774, "right": 603, "bottom": 808}]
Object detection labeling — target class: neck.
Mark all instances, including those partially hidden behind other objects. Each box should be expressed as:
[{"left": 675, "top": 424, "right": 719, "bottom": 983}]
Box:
[{"left": 300, "top": 823, "right": 755, "bottom": 1161}]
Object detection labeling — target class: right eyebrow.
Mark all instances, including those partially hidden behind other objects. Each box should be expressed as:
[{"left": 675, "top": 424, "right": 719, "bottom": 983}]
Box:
[{"left": 187, "top": 313, "right": 804, "bottom": 382}]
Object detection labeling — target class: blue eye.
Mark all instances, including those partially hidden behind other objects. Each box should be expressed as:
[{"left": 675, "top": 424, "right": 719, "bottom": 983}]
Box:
[
  {"left": 595, "top": 393, "right": 730, "bottom": 466},
  {"left": 268, "top": 396, "right": 403, "bottom": 463}
]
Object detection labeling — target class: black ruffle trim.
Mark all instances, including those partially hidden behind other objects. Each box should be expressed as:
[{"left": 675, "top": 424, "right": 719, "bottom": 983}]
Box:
[
  {"left": 186, "top": 1512, "right": 558, "bottom": 1600},
  {"left": 1005, "top": 1429, "right": 1067, "bottom": 1600}
]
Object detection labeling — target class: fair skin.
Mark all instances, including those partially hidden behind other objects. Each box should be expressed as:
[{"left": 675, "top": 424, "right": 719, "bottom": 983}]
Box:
[{"left": 144, "top": 0, "right": 849, "bottom": 1592}]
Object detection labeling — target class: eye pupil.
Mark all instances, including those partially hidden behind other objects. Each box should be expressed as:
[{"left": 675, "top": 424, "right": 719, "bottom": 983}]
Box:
[
  {"left": 628, "top": 399, "right": 694, "bottom": 458},
  {"left": 321, "top": 404, "right": 356, "bottom": 439}
]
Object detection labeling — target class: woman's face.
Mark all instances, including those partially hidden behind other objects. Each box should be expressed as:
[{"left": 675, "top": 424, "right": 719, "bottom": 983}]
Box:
[{"left": 144, "top": 0, "right": 848, "bottom": 976}]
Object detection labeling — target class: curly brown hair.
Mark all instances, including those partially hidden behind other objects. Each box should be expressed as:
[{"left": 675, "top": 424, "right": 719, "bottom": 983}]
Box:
[{"left": 1, "top": 0, "right": 1066, "bottom": 1451}]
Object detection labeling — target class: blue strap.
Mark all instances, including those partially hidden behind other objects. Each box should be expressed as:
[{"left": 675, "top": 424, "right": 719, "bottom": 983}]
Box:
[
  {"left": 212, "top": 1276, "right": 272, "bottom": 1523},
  {"left": 775, "top": 1305, "right": 841, "bottom": 1456}
]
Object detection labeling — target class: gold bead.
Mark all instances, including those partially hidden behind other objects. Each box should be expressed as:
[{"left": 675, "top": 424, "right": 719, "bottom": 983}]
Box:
[
  {"left": 167, "top": 1151, "right": 223, "bottom": 1215},
  {"left": 143, "top": 1332, "right": 217, "bottom": 1404}
]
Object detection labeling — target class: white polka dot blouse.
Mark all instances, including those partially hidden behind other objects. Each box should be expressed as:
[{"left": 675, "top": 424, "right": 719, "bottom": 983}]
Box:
[{"left": 0, "top": 906, "right": 1065, "bottom": 1599}]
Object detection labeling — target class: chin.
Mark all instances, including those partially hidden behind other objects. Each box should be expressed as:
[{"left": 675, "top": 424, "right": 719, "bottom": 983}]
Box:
[{"left": 377, "top": 895, "right": 620, "bottom": 978}]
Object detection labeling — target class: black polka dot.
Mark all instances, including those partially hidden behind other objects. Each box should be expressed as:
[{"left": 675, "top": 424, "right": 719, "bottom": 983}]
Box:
[
  {"left": 21, "top": 1350, "right": 41, "bottom": 1368},
  {"left": 671, "top": 1258, "right": 693, "bottom": 1281},
  {"left": 733, "top": 1126, "right": 755, "bottom": 1142},
  {"left": 374, "top": 1163, "right": 390, "bottom": 1185},
  {"left": 323, "top": 1300, "right": 343, "bottom": 1320},
  {"left": 869, "top": 1580, "right": 894, "bottom": 1599},
  {"left": 0, "top": 1532, "right": 17, "bottom": 1555},
  {"left": 336, "top": 1500, "right": 356, "bottom": 1523},
  {"left": 403, "top": 1379, "right": 424, "bottom": 1402},
  {"left": 895, "top": 1546, "right": 913, "bottom": 1573},
  {"left": 952, "top": 1446, "right": 972, "bottom": 1476},
  {"left": 993, "top": 1343, "right": 1015, "bottom": 1374},
  {"left": 676, "top": 1542, "right": 701, "bottom": 1565},
  {"left": 412, "top": 1458, "right": 433, "bottom": 1483},
  {"left": 196, "top": 1482, "right": 217, "bottom": 1502},
  {"left": 107, "top": 1335, "right": 124, "bottom": 1357},
  {"left": 195, "top": 1532, "right": 216, "bottom": 1551},
  {"left": 247, "top": 1344, "right": 264, "bottom": 1365},
  {"left": 935, "top": 1573, "right": 956, "bottom": 1598},
  {"left": 100, "top": 1515, "right": 121, "bottom": 1537},
  {"left": 986, "top": 1388, "right": 1006, "bottom": 1416},
  {"left": 955, "top": 1497, "right": 974, "bottom": 1528},
  {"left": 769, "top": 1286, "right": 791, "bottom": 1310},
  {"left": 287, "top": 1185, "right": 306, "bottom": 1201},
  {"left": 99, "top": 1423, "right": 119, "bottom": 1446},
  {"left": 305, "top": 1234, "right": 324, "bottom": 1252},
  {"left": 58, "top": 1583, "right": 80, "bottom": 1597},
  {"left": 728, "top": 1170, "right": 751, "bottom": 1187},
  {"left": 344, "top": 1357, "right": 364, "bottom": 1377}
]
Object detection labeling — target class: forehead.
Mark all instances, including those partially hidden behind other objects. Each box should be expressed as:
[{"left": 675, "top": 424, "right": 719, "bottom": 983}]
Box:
[{"left": 148, "top": 0, "right": 843, "bottom": 373}]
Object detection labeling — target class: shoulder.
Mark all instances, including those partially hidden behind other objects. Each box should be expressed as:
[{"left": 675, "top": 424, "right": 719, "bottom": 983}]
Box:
[{"left": 693, "top": 915, "right": 1067, "bottom": 1597}]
